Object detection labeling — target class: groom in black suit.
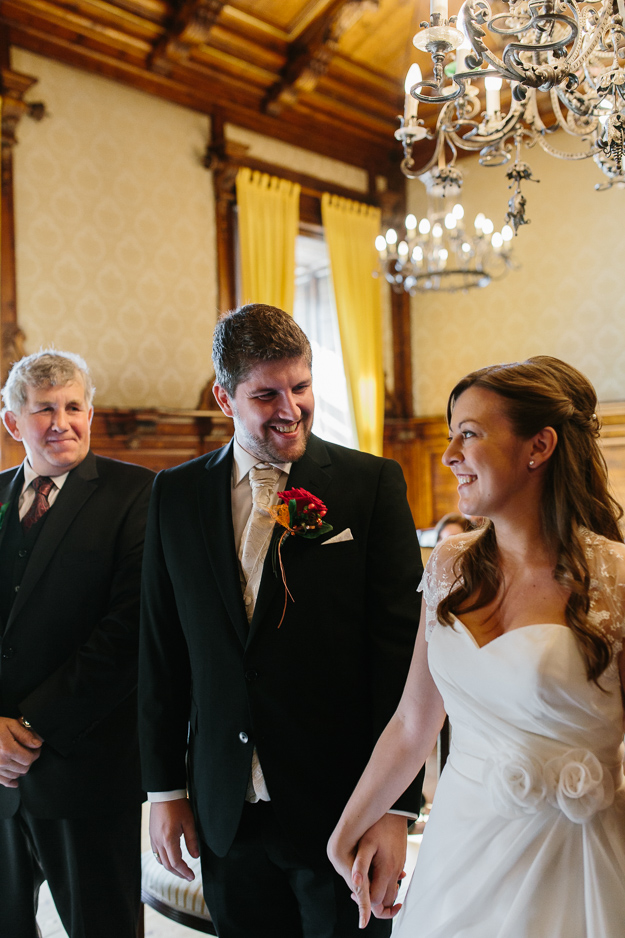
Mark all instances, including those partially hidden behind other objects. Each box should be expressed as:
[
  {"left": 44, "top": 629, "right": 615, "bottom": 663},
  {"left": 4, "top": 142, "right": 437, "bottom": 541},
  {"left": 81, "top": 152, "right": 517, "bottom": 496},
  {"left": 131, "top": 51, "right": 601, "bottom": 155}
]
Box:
[
  {"left": 139, "top": 304, "right": 423, "bottom": 937},
  {"left": 0, "top": 350, "right": 154, "bottom": 938}
]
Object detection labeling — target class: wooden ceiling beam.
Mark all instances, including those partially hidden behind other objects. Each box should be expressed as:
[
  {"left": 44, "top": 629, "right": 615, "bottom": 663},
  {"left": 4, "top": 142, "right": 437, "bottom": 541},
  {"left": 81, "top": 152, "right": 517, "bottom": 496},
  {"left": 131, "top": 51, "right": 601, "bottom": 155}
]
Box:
[
  {"left": 149, "top": 0, "right": 226, "bottom": 74},
  {"left": 5, "top": 22, "right": 401, "bottom": 173},
  {"left": 263, "top": 0, "right": 378, "bottom": 117}
]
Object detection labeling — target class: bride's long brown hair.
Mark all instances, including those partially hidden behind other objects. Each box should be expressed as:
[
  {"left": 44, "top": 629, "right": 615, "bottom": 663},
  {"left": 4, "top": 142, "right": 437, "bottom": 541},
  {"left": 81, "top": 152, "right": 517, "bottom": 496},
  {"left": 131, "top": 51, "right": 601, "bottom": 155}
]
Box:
[{"left": 438, "top": 356, "right": 623, "bottom": 682}]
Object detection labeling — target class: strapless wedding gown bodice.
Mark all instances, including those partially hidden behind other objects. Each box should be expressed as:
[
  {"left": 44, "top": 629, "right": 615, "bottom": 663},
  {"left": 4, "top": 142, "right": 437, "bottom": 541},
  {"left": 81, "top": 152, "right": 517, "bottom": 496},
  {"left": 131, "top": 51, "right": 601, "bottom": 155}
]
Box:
[{"left": 394, "top": 531, "right": 625, "bottom": 938}]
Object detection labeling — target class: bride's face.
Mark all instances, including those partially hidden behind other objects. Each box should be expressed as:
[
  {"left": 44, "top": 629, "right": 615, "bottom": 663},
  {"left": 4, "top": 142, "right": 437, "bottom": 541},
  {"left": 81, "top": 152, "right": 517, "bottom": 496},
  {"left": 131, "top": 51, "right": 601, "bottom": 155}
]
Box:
[{"left": 442, "top": 386, "right": 535, "bottom": 521}]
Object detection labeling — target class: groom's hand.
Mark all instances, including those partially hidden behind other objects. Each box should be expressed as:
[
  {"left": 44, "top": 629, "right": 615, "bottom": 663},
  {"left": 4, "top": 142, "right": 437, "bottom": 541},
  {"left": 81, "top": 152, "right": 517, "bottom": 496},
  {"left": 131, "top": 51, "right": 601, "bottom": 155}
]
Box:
[
  {"left": 149, "top": 798, "right": 200, "bottom": 881},
  {"left": 351, "top": 813, "right": 407, "bottom": 927}
]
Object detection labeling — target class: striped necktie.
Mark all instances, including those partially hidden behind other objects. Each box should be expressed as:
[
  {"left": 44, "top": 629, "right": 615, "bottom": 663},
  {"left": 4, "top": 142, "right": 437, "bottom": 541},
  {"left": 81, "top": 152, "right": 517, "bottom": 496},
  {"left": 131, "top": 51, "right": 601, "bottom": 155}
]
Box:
[
  {"left": 239, "top": 464, "right": 280, "bottom": 621},
  {"left": 22, "top": 476, "right": 54, "bottom": 532}
]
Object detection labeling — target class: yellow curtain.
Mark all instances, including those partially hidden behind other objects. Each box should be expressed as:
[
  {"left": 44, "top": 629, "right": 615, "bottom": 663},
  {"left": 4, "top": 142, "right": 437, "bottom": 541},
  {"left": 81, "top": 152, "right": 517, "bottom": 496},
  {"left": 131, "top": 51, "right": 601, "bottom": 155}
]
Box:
[
  {"left": 321, "top": 193, "right": 383, "bottom": 456},
  {"left": 236, "top": 167, "right": 301, "bottom": 314}
]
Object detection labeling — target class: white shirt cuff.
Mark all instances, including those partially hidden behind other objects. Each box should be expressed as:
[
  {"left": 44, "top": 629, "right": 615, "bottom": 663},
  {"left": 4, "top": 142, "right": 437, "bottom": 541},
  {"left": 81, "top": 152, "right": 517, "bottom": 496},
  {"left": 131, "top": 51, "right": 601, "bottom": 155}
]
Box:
[
  {"left": 147, "top": 790, "right": 187, "bottom": 802},
  {"left": 388, "top": 808, "right": 420, "bottom": 821}
]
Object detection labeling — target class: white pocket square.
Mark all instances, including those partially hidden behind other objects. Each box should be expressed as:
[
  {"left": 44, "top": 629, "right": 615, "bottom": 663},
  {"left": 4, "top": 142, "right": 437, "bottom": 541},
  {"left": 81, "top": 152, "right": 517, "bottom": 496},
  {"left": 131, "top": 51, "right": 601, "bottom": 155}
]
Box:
[{"left": 322, "top": 528, "right": 353, "bottom": 545}]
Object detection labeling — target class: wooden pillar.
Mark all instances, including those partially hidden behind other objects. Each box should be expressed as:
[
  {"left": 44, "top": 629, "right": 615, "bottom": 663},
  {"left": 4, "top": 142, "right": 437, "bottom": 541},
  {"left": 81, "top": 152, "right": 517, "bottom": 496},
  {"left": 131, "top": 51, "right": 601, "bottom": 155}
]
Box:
[
  {"left": 204, "top": 111, "right": 247, "bottom": 313},
  {"left": 0, "top": 32, "right": 45, "bottom": 466},
  {"left": 390, "top": 287, "right": 414, "bottom": 418},
  {"left": 380, "top": 187, "right": 414, "bottom": 420}
]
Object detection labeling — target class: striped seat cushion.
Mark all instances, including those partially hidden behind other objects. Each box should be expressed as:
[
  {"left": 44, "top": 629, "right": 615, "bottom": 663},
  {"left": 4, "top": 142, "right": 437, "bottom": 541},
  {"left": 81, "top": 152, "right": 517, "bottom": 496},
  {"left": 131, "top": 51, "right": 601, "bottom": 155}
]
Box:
[{"left": 141, "top": 847, "right": 212, "bottom": 922}]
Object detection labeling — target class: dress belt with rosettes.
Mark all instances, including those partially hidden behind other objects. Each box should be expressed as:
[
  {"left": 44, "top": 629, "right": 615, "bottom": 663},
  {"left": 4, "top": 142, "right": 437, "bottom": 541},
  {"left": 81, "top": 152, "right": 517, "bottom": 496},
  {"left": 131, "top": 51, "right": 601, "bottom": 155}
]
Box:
[{"left": 449, "top": 742, "right": 624, "bottom": 824}]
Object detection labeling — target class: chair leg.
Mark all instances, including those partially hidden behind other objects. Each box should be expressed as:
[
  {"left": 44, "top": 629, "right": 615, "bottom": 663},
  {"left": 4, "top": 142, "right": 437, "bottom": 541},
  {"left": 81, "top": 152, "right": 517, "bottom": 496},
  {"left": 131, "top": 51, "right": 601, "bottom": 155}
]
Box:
[{"left": 137, "top": 902, "right": 145, "bottom": 938}]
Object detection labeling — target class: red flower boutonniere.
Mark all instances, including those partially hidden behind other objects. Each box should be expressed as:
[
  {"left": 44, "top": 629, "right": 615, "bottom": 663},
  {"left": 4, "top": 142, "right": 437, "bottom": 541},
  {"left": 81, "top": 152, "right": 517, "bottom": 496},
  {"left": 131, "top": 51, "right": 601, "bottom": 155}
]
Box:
[
  {"left": 267, "top": 488, "right": 333, "bottom": 627},
  {"left": 0, "top": 503, "right": 9, "bottom": 532}
]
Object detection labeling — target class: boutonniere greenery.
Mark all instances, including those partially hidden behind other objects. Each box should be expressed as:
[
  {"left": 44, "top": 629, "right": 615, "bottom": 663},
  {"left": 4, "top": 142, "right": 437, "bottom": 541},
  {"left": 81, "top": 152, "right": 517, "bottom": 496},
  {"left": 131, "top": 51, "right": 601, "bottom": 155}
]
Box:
[
  {"left": 267, "top": 488, "right": 333, "bottom": 627},
  {"left": 0, "top": 502, "right": 9, "bottom": 532}
]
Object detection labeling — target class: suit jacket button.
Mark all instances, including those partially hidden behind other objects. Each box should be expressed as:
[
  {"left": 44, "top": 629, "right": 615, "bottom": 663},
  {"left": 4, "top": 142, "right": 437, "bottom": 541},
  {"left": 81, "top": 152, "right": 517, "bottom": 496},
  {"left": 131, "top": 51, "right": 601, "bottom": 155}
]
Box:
[
  {"left": 2, "top": 647, "right": 16, "bottom": 659},
  {"left": 239, "top": 732, "right": 249, "bottom": 743},
  {"left": 18, "top": 550, "right": 27, "bottom": 558},
  {"left": 245, "top": 670, "right": 258, "bottom": 682},
  {"left": 14, "top": 585, "right": 20, "bottom": 592}
]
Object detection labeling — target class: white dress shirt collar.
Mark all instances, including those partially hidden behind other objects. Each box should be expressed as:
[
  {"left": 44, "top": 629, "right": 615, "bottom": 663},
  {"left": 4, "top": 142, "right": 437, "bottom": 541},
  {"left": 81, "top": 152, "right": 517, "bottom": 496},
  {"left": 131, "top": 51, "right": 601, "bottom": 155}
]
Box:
[
  {"left": 22, "top": 459, "right": 70, "bottom": 494},
  {"left": 231, "top": 437, "right": 291, "bottom": 487}
]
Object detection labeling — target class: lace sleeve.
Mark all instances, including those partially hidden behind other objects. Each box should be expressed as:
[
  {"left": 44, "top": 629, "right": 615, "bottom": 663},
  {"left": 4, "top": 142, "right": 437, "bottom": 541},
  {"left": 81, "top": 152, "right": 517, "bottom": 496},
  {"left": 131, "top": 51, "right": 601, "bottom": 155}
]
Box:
[
  {"left": 418, "top": 535, "right": 469, "bottom": 641},
  {"left": 582, "top": 530, "right": 625, "bottom": 655}
]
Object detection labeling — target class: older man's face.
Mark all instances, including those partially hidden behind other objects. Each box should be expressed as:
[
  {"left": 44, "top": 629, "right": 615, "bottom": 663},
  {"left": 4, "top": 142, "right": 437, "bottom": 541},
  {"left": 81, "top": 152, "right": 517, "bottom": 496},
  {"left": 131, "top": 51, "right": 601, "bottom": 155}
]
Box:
[{"left": 4, "top": 380, "right": 93, "bottom": 477}]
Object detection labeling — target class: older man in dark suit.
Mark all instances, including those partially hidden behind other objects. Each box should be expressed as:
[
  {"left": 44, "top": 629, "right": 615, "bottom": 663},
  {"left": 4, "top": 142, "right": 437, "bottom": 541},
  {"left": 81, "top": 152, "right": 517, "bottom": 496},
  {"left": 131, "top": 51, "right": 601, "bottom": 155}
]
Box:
[
  {"left": 139, "top": 304, "right": 423, "bottom": 938},
  {"left": 0, "top": 350, "right": 154, "bottom": 938}
]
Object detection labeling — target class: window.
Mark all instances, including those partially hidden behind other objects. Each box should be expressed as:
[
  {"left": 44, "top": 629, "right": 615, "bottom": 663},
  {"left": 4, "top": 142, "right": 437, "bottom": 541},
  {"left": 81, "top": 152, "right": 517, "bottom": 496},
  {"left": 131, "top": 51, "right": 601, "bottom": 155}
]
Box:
[{"left": 293, "top": 234, "right": 357, "bottom": 449}]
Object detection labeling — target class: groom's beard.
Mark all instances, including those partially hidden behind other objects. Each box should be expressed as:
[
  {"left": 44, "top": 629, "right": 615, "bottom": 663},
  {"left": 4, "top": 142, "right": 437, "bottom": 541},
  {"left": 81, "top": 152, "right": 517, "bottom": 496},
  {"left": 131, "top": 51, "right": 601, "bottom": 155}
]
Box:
[{"left": 232, "top": 412, "right": 313, "bottom": 465}]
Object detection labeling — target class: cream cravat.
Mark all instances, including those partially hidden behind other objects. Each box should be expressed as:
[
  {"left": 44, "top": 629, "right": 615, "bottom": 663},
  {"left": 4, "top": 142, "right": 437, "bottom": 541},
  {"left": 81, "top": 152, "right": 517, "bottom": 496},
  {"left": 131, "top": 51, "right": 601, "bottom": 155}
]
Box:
[
  {"left": 238, "top": 463, "right": 281, "bottom": 804},
  {"left": 239, "top": 463, "right": 281, "bottom": 623}
]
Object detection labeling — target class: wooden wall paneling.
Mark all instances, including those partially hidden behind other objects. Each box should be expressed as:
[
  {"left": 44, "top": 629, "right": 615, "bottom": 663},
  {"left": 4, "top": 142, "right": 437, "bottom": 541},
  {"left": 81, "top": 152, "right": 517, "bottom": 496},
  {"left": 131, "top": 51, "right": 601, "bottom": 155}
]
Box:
[
  {"left": 385, "top": 406, "right": 625, "bottom": 534},
  {"left": 596, "top": 404, "right": 625, "bottom": 517},
  {"left": 89, "top": 408, "right": 233, "bottom": 471},
  {"left": 385, "top": 415, "right": 457, "bottom": 529},
  {"left": 80, "top": 405, "right": 625, "bottom": 530}
]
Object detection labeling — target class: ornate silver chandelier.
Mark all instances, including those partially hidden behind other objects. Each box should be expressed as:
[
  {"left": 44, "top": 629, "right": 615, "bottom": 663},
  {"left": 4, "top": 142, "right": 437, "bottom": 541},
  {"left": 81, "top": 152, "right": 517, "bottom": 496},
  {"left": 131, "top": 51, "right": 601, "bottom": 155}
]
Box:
[
  {"left": 395, "top": 0, "right": 625, "bottom": 227},
  {"left": 376, "top": 164, "right": 516, "bottom": 292}
]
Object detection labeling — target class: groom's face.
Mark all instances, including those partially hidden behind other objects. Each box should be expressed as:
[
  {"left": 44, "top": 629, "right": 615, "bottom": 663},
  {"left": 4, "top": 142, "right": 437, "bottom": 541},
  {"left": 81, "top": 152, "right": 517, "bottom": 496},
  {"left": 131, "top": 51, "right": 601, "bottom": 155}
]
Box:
[{"left": 214, "top": 356, "right": 314, "bottom": 464}]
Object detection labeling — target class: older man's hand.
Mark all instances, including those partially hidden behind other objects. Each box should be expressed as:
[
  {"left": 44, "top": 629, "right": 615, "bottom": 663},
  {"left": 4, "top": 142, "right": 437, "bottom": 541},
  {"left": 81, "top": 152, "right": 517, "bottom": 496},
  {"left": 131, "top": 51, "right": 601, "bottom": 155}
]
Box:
[{"left": 0, "top": 716, "right": 43, "bottom": 788}]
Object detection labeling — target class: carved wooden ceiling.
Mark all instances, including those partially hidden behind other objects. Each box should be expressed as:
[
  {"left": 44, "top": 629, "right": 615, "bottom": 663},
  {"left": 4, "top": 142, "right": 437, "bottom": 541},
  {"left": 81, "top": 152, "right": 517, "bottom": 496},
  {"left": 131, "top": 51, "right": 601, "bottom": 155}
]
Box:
[{"left": 0, "top": 0, "right": 455, "bottom": 178}]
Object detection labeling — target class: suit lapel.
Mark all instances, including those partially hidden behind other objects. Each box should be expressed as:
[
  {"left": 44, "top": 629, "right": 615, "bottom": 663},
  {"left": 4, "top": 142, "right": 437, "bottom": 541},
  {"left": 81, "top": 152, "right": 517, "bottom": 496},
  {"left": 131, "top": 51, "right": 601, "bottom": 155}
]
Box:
[
  {"left": 0, "top": 466, "right": 25, "bottom": 556},
  {"left": 249, "top": 435, "right": 333, "bottom": 642},
  {"left": 197, "top": 442, "right": 249, "bottom": 649},
  {"left": 6, "top": 452, "right": 100, "bottom": 629}
]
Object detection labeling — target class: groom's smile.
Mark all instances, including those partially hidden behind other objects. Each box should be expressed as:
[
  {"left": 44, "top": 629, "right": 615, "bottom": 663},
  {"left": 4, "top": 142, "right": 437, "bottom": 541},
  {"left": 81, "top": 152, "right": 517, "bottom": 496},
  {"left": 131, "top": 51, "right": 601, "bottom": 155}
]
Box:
[{"left": 213, "top": 356, "right": 314, "bottom": 464}]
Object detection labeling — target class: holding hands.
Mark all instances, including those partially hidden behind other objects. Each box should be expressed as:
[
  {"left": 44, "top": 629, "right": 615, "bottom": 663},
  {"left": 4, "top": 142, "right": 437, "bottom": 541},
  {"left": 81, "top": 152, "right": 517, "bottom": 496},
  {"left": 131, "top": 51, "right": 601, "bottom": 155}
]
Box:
[{"left": 328, "top": 812, "right": 408, "bottom": 929}]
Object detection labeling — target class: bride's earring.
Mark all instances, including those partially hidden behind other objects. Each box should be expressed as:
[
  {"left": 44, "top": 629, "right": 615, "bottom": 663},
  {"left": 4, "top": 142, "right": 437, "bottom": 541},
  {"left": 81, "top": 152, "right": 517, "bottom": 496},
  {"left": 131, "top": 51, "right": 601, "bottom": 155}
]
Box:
[{"left": 528, "top": 460, "right": 535, "bottom": 468}]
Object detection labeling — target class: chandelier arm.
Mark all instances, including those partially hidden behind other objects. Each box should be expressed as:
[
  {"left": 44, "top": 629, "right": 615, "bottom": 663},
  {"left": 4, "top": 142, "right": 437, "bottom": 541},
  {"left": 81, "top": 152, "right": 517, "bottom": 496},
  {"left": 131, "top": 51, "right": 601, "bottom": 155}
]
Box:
[
  {"left": 571, "top": 5, "right": 611, "bottom": 67},
  {"left": 552, "top": 86, "right": 601, "bottom": 133},
  {"left": 411, "top": 77, "right": 467, "bottom": 106},
  {"left": 458, "top": 107, "right": 525, "bottom": 149},
  {"left": 517, "top": 90, "right": 548, "bottom": 134},
  {"left": 537, "top": 134, "right": 601, "bottom": 159},
  {"left": 461, "top": 1, "right": 579, "bottom": 86},
  {"left": 400, "top": 131, "right": 453, "bottom": 179},
  {"left": 496, "top": 14, "right": 578, "bottom": 53}
]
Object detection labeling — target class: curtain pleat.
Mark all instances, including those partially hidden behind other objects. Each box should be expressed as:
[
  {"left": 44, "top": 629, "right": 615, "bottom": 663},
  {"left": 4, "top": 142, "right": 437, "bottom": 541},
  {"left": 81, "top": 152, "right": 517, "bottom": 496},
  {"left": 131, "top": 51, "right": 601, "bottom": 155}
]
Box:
[
  {"left": 236, "top": 167, "right": 301, "bottom": 314},
  {"left": 321, "top": 193, "right": 384, "bottom": 456}
]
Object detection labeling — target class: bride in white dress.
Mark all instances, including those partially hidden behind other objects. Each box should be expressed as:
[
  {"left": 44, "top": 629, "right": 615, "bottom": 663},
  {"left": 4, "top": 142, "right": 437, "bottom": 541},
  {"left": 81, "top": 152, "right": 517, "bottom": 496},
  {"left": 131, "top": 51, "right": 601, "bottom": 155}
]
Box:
[{"left": 328, "top": 356, "right": 625, "bottom": 937}]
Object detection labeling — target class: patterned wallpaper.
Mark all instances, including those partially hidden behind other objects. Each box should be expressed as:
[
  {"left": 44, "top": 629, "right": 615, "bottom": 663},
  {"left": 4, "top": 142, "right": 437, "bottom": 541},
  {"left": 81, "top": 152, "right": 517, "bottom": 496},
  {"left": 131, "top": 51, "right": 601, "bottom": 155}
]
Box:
[
  {"left": 12, "top": 50, "right": 217, "bottom": 408},
  {"left": 409, "top": 144, "right": 625, "bottom": 416},
  {"left": 10, "top": 51, "right": 390, "bottom": 410}
]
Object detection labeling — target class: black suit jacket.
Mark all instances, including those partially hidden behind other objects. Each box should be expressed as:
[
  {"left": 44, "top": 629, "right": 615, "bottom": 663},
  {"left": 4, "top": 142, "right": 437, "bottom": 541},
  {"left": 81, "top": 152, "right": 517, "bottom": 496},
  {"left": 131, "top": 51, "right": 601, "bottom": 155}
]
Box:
[
  {"left": 0, "top": 451, "right": 154, "bottom": 819},
  {"left": 139, "top": 435, "right": 423, "bottom": 861}
]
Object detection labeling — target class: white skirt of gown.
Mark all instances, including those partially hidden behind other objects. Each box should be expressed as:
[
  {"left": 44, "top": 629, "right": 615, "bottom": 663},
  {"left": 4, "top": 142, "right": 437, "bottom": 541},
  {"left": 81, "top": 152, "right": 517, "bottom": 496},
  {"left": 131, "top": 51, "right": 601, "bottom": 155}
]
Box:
[{"left": 392, "top": 620, "right": 625, "bottom": 938}]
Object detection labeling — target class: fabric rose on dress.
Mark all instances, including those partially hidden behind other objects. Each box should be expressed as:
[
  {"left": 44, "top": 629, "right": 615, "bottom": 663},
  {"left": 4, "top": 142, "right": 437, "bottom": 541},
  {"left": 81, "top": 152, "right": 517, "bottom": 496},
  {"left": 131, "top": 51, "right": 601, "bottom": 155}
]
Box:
[
  {"left": 544, "top": 749, "right": 614, "bottom": 823},
  {"left": 485, "top": 753, "right": 547, "bottom": 819}
]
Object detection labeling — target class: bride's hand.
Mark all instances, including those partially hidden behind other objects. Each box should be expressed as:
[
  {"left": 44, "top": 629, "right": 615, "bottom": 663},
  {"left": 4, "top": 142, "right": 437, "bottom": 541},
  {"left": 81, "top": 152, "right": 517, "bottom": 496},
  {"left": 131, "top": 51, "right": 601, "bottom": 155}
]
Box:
[
  {"left": 327, "top": 826, "right": 373, "bottom": 929},
  {"left": 328, "top": 813, "right": 408, "bottom": 929},
  {"left": 352, "top": 814, "right": 407, "bottom": 926}
]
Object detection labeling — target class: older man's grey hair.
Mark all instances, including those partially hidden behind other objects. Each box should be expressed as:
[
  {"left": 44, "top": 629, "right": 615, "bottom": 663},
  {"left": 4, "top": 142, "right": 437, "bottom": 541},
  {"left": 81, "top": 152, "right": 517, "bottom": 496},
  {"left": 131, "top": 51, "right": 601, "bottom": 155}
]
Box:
[{"left": 1, "top": 350, "right": 95, "bottom": 415}]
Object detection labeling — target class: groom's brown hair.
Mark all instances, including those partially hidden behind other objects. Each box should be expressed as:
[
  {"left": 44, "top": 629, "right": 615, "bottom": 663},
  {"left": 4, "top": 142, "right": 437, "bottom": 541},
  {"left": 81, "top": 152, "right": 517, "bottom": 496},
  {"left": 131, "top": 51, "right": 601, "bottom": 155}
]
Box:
[{"left": 212, "top": 304, "right": 312, "bottom": 397}]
